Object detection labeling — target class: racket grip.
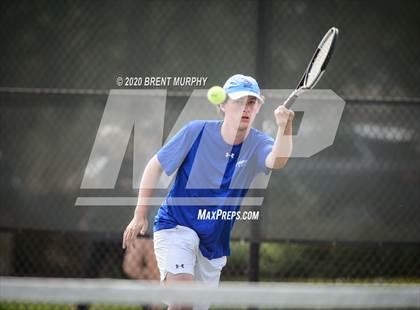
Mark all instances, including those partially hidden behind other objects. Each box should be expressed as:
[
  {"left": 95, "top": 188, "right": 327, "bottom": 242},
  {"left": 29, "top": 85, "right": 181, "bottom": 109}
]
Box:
[{"left": 283, "top": 91, "right": 298, "bottom": 109}]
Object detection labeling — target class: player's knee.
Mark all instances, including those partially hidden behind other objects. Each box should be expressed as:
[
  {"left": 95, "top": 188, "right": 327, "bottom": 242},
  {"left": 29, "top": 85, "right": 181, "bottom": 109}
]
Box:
[{"left": 165, "top": 272, "right": 193, "bottom": 282}]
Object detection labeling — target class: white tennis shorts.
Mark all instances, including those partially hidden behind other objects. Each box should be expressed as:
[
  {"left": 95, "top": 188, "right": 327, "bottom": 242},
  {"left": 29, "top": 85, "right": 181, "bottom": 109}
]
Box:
[{"left": 153, "top": 225, "right": 227, "bottom": 283}]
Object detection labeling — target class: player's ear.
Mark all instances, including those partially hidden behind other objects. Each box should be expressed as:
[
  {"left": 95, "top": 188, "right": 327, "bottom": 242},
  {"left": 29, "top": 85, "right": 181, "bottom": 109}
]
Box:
[{"left": 218, "top": 102, "right": 226, "bottom": 113}]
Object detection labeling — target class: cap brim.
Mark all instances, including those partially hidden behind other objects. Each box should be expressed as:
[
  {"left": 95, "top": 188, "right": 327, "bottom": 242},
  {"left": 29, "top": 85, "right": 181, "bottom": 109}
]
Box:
[{"left": 227, "top": 91, "right": 263, "bottom": 102}]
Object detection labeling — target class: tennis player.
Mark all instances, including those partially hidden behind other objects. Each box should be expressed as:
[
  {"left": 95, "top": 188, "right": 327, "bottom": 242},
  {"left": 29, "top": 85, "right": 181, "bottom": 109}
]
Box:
[{"left": 123, "top": 74, "right": 294, "bottom": 309}]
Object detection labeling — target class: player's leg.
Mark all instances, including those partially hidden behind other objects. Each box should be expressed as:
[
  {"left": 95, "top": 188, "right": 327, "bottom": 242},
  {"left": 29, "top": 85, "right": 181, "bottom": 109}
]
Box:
[
  {"left": 153, "top": 226, "right": 199, "bottom": 310},
  {"left": 192, "top": 251, "right": 227, "bottom": 310},
  {"left": 165, "top": 272, "right": 194, "bottom": 310}
]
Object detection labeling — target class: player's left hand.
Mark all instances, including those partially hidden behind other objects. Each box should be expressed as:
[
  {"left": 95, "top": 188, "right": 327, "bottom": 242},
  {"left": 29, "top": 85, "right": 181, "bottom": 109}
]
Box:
[{"left": 274, "top": 105, "right": 294, "bottom": 127}]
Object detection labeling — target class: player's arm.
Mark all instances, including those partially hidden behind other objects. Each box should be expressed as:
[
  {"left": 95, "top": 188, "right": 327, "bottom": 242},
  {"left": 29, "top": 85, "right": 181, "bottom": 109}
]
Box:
[
  {"left": 122, "top": 154, "right": 163, "bottom": 249},
  {"left": 265, "top": 106, "right": 294, "bottom": 170}
]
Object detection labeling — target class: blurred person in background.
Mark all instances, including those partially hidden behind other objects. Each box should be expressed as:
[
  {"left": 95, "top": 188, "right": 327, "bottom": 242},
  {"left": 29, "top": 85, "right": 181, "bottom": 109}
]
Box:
[{"left": 123, "top": 237, "right": 160, "bottom": 281}]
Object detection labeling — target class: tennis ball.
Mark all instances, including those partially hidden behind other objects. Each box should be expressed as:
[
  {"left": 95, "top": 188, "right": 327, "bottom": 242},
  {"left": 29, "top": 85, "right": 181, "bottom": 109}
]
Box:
[{"left": 207, "top": 86, "right": 226, "bottom": 105}]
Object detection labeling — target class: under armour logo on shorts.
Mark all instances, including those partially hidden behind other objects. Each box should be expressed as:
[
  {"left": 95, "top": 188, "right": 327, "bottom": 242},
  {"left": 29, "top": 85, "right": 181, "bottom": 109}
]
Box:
[{"left": 175, "top": 264, "right": 184, "bottom": 269}]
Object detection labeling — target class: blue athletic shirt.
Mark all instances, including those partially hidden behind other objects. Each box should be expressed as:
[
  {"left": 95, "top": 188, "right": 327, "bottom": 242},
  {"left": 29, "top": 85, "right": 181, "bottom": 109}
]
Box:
[{"left": 154, "top": 120, "right": 274, "bottom": 259}]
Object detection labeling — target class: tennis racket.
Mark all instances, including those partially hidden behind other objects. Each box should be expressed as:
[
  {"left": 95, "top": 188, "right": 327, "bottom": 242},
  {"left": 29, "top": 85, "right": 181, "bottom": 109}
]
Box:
[{"left": 283, "top": 27, "right": 339, "bottom": 109}]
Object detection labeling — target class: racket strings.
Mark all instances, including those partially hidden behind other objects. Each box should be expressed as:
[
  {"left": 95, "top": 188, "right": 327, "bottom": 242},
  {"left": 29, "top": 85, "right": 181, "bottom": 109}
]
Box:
[{"left": 306, "top": 33, "right": 335, "bottom": 86}]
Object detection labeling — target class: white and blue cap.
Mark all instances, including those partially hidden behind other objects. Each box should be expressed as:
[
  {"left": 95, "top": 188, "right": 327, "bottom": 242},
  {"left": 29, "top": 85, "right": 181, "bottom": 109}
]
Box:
[{"left": 223, "top": 74, "right": 263, "bottom": 102}]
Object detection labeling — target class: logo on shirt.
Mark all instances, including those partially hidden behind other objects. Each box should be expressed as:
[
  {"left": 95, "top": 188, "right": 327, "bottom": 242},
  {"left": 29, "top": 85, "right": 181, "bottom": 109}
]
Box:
[
  {"left": 225, "top": 152, "right": 235, "bottom": 159},
  {"left": 235, "top": 160, "right": 248, "bottom": 168},
  {"left": 175, "top": 264, "right": 184, "bottom": 269}
]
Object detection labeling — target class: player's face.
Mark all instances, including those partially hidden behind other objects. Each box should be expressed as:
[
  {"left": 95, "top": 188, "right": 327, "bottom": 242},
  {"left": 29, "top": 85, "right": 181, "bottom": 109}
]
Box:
[{"left": 223, "top": 96, "right": 262, "bottom": 131}]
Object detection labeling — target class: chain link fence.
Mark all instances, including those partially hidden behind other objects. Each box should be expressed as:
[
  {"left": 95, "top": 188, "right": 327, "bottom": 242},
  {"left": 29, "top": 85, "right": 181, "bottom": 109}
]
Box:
[{"left": 1, "top": 0, "right": 420, "bottom": 282}]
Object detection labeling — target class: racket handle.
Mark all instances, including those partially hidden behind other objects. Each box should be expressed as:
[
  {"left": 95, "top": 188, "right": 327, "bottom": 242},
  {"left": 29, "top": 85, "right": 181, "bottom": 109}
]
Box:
[{"left": 283, "top": 90, "right": 298, "bottom": 109}]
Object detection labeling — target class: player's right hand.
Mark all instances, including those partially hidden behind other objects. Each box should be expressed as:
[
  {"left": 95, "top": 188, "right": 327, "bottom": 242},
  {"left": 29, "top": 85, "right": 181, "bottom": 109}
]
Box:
[
  {"left": 122, "top": 216, "right": 148, "bottom": 249},
  {"left": 274, "top": 105, "right": 294, "bottom": 127}
]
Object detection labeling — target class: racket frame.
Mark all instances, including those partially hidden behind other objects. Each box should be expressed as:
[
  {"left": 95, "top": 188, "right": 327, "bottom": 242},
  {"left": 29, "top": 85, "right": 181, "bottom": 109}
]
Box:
[{"left": 283, "top": 27, "right": 339, "bottom": 109}]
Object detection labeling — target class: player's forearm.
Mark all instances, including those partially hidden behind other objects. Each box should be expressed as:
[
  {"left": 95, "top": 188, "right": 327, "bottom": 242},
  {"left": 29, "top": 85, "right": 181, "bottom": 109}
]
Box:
[
  {"left": 134, "top": 155, "right": 163, "bottom": 219},
  {"left": 265, "top": 121, "right": 293, "bottom": 169}
]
